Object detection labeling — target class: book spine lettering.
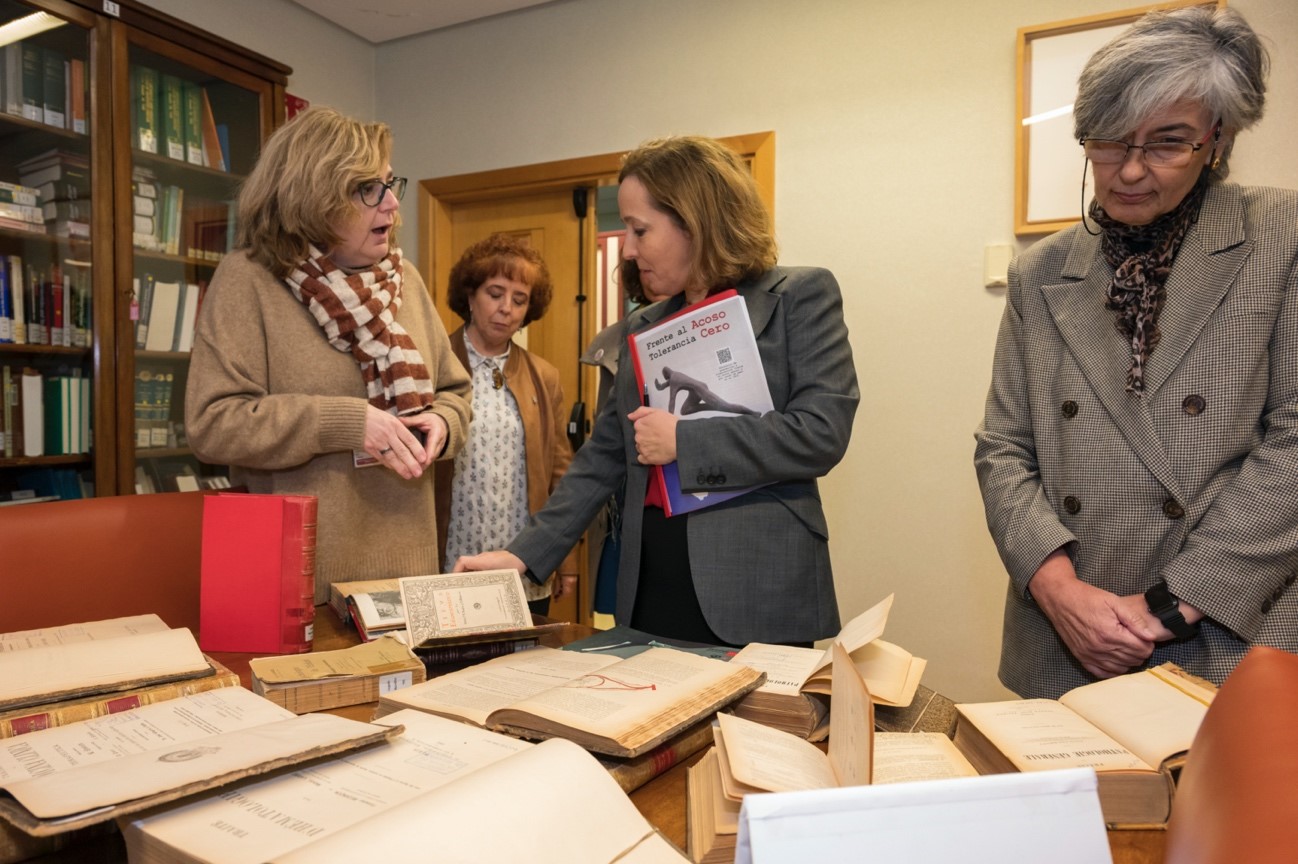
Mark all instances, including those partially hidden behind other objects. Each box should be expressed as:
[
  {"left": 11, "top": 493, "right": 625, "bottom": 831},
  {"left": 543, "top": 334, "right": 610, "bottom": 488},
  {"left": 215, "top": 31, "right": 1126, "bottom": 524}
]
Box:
[{"left": 280, "top": 496, "right": 318, "bottom": 653}]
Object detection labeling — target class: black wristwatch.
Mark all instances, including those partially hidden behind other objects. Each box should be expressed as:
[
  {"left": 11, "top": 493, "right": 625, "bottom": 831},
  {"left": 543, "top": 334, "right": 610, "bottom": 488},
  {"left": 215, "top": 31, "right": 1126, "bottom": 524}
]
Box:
[{"left": 1145, "top": 581, "right": 1199, "bottom": 639}]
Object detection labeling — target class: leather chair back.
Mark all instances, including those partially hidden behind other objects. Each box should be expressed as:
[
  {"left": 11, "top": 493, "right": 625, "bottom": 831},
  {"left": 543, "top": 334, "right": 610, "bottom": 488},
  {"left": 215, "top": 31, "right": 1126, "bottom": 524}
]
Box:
[
  {"left": 0, "top": 491, "right": 212, "bottom": 634},
  {"left": 1164, "top": 646, "right": 1298, "bottom": 864}
]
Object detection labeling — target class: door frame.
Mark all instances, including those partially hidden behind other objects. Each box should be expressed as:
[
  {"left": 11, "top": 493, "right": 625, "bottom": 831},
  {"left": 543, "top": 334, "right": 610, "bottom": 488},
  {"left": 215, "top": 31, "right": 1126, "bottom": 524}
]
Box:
[{"left": 417, "top": 131, "right": 775, "bottom": 313}]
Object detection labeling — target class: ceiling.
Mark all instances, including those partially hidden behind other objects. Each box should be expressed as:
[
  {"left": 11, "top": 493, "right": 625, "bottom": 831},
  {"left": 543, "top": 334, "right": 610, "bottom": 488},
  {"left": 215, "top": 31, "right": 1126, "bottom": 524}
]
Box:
[{"left": 287, "top": 0, "right": 556, "bottom": 44}]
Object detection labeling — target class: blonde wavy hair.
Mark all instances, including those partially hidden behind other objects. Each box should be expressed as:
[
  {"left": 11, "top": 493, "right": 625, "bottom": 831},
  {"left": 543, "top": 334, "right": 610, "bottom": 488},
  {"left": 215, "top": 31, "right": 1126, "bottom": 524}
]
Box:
[{"left": 235, "top": 106, "right": 399, "bottom": 278}]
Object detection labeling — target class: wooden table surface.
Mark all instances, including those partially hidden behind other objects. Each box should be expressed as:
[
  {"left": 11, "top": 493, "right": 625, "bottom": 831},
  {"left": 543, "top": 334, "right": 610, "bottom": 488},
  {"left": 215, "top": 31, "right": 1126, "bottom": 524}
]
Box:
[{"left": 25, "top": 608, "right": 1166, "bottom": 864}]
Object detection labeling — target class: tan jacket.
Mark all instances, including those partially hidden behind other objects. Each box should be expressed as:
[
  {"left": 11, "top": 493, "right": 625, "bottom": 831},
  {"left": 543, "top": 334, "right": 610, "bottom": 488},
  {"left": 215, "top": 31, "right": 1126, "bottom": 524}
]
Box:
[
  {"left": 435, "top": 327, "right": 580, "bottom": 596},
  {"left": 185, "top": 251, "right": 471, "bottom": 604}
]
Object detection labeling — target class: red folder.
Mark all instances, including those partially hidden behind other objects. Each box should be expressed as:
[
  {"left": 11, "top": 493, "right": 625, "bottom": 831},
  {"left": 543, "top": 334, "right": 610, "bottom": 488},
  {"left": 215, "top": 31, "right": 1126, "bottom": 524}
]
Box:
[{"left": 199, "top": 493, "right": 316, "bottom": 653}]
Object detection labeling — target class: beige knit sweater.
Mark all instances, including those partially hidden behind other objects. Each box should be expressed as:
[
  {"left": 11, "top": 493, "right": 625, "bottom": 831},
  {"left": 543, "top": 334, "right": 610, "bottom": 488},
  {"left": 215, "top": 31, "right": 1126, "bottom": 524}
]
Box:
[{"left": 185, "top": 251, "right": 472, "bottom": 604}]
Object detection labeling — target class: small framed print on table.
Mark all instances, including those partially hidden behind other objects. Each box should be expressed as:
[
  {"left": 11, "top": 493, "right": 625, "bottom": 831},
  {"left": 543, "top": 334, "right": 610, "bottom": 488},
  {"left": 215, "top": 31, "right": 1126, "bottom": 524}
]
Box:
[{"left": 1014, "top": 0, "right": 1223, "bottom": 236}]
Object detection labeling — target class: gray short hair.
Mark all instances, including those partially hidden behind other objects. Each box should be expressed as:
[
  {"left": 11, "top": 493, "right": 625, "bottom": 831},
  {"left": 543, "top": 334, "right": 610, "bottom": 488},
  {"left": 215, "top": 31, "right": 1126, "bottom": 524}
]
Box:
[{"left": 1073, "top": 6, "right": 1268, "bottom": 179}]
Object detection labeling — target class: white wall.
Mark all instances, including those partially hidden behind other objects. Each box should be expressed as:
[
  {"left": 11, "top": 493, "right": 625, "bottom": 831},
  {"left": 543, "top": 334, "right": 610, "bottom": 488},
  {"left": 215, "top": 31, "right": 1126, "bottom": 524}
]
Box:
[{"left": 159, "top": 0, "right": 1298, "bottom": 702}]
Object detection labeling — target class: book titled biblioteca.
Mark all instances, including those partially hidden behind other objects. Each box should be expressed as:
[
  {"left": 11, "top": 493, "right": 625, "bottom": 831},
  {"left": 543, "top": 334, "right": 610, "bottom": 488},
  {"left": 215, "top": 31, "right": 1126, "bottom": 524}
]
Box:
[{"left": 627, "top": 289, "right": 774, "bottom": 517}]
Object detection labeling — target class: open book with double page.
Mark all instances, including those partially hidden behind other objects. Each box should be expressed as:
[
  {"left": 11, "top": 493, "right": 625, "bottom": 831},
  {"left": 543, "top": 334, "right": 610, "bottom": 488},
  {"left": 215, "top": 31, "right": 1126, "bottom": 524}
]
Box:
[
  {"left": 727, "top": 594, "right": 926, "bottom": 738},
  {"left": 375, "top": 644, "right": 764, "bottom": 758},
  {"left": 626, "top": 289, "right": 775, "bottom": 517},
  {"left": 953, "top": 662, "right": 1216, "bottom": 825},
  {"left": 0, "top": 614, "right": 216, "bottom": 713},
  {"left": 0, "top": 687, "right": 397, "bottom": 836},
  {"left": 123, "top": 709, "right": 688, "bottom": 864}
]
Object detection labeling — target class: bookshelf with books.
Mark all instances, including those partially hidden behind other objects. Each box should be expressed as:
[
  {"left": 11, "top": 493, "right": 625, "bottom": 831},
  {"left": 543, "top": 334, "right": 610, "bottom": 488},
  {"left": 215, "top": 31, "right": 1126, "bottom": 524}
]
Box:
[
  {"left": 0, "top": 0, "right": 106, "bottom": 506},
  {"left": 0, "top": 0, "right": 288, "bottom": 502},
  {"left": 115, "top": 8, "right": 286, "bottom": 495}
]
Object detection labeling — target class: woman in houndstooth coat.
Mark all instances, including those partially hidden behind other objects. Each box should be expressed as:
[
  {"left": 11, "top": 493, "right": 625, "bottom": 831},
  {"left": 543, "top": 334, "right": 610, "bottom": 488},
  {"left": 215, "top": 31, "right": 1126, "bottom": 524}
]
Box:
[{"left": 975, "top": 6, "right": 1298, "bottom": 699}]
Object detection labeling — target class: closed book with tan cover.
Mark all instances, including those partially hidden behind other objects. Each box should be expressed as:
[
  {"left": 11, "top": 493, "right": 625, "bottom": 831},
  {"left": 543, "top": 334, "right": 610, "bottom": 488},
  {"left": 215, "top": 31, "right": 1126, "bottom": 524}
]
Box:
[{"left": 251, "top": 635, "right": 424, "bottom": 714}]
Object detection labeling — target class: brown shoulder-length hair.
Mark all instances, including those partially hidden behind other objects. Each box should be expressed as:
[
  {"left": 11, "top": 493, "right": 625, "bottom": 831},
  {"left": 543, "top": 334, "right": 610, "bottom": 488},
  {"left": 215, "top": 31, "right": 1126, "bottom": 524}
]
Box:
[
  {"left": 618, "top": 136, "right": 776, "bottom": 297},
  {"left": 235, "top": 106, "right": 399, "bottom": 279},
  {"left": 446, "top": 233, "right": 554, "bottom": 327}
]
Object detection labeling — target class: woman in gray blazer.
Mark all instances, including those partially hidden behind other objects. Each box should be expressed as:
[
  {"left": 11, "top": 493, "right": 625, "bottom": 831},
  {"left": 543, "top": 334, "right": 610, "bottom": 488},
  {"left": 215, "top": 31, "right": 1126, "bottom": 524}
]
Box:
[
  {"left": 458, "top": 135, "right": 859, "bottom": 645},
  {"left": 976, "top": 6, "right": 1298, "bottom": 699}
]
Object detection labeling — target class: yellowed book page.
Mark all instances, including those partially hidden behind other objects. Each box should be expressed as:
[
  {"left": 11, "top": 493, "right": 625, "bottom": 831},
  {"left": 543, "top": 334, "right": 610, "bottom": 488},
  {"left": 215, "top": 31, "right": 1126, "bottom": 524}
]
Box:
[
  {"left": 497, "top": 647, "right": 755, "bottom": 741},
  {"left": 805, "top": 638, "right": 925, "bottom": 709},
  {"left": 0, "top": 614, "right": 169, "bottom": 651},
  {"left": 809, "top": 593, "right": 894, "bottom": 678},
  {"left": 270, "top": 738, "right": 689, "bottom": 864},
  {"left": 827, "top": 641, "right": 872, "bottom": 788},
  {"left": 716, "top": 712, "right": 835, "bottom": 797},
  {"left": 380, "top": 646, "right": 619, "bottom": 726},
  {"left": 872, "top": 732, "right": 979, "bottom": 784},
  {"left": 0, "top": 628, "right": 209, "bottom": 706},
  {"left": 125, "top": 710, "right": 532, "bottom": 864},
  {"left": 399, "top": 569, "right": 531, "bottom": 644},
  {"left": 251, "top": 634, "right": 418, "bottom": 684},
  {"left": 955, "top": 699, "right": 1151, "bottom": 772},
  {"left": 729, "top": 643, "right": 821, "bottom": 695},
  {"left": 705, "top": 748, "right": 740, "bottom": 833},
  {"left": 6, "top": 712, "right": 385, "bottom": 821},
  {"left": 0, "top": 689, "right": 290, "bottom": 783},
  {"left": 853, "top": 640, "right": 925, "bottom": 706},
  {"left": 1058, "top": 668, "right": 1209, "bottom": 768},
  {"left": 1148, "top": 662, "right": 1217, "bottom": 705}
]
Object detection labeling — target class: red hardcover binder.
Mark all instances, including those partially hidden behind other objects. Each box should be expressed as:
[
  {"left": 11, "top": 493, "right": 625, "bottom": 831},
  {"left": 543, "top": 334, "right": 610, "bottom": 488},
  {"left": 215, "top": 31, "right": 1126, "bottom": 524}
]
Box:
[{"left": 199, "top": 492, "right": 317, "bottom": 654}]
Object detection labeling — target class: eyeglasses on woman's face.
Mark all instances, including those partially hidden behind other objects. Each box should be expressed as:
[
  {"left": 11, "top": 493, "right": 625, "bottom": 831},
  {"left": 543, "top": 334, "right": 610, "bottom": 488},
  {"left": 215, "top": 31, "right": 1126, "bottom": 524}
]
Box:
[
  {"left": 1080, "top": 121, "right": 1220, "bottom": 169},
  {"left": 355, "top": 176, "right": 407, "bottom": 207}
]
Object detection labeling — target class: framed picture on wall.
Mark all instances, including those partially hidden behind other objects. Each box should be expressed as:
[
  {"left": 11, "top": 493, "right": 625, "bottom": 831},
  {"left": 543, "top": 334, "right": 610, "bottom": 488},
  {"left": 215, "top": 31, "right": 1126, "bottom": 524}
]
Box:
[{"left": 1014, "top": 0, "right": 1223, "bottom": 236}]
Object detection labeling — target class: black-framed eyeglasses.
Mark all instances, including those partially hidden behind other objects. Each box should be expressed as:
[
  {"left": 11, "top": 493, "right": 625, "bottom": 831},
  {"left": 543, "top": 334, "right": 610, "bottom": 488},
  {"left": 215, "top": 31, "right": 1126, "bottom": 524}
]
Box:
[
  {"left": 1080, "top": 121, "right": 1221, "bottom": 168},
  {"left": 355, "top": 176, "right": 407, "bottom": 206}
]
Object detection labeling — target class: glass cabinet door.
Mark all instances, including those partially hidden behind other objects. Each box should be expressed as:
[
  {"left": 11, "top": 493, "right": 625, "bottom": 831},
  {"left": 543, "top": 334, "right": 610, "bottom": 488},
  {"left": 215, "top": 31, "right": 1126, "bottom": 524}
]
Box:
[
  {"left": 0, "top": 0, "right": 107, "bottom": 504},
  {"left": 119, "top": 34, "right": 268, "bottom": 495}
]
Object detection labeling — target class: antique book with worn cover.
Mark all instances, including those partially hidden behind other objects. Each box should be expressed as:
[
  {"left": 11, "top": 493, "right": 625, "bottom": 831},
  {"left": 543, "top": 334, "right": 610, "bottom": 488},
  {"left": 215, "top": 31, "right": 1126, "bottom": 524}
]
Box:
[
  {"left": 0, "top": 688, "right": 398, "bottom": 837},
  {"left": 728, "top": 595, "right": 926, "bottom": 739},
  {"left": 123, "top": 711, "right": 688, "bottom": 864},
  {"left": 376, "top": 644, "right": 764, "bottom": 758},
  {"left": 953, "top": 663, "right": 1216, "bottom": 826},
  {"left": 688, "top": 643, "right": 975, "bottom": 864},
  {"left": 250, "top": 634, "right": 425, "bottom": 714},
  {"left": 0, "top": 614, "right": 211, "bottom": 713}
]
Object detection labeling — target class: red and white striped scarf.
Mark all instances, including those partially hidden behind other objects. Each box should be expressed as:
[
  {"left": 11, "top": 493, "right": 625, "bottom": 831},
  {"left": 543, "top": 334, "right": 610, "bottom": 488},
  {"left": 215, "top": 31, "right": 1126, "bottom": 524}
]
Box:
[{"left": 284, "top": 246, "right": 436, "bottom": 415}]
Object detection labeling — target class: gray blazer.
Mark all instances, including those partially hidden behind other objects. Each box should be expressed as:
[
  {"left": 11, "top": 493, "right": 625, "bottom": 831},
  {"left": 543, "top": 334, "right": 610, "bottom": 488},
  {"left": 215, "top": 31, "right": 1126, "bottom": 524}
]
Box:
[
  {"left": 975, "top": 182, "right": 1298, "bottom": 699},
  {"left": 510, "top": 266, "right": 859, "bottom": 644}
]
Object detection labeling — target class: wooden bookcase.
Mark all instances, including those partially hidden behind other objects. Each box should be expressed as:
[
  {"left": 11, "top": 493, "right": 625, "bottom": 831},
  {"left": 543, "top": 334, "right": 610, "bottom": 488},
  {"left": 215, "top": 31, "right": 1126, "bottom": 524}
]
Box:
[{"left": 0, "top": 0, "right": 288, "bottom": 501}]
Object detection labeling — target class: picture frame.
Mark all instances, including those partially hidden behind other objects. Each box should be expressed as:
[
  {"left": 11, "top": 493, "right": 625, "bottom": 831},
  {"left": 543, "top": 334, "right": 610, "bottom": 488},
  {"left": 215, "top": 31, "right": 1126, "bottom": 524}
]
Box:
[{"left": 1014, "top": 0, "right": 1223, "bottom": 236}]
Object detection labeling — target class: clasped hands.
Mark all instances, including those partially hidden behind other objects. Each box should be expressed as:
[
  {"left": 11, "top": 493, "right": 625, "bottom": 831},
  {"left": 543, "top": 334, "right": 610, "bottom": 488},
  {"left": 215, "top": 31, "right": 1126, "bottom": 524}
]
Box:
[
  {"left": 1029, "top": 549, "right": 1202, "bottom": 679},
  {"left": 364, "top": 405, "right": 448, "bottom": 480}
]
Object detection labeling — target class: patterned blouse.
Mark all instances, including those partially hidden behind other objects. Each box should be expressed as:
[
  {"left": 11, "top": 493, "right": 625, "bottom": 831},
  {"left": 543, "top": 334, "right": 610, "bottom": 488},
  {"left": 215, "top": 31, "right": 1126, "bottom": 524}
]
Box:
[{"left": 443, "top": 339, "right": 540, "bottom": 599}]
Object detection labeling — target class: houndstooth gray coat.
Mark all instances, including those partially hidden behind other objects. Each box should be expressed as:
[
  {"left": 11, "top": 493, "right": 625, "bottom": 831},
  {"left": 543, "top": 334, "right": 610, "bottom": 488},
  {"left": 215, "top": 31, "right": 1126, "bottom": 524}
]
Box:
[{"left": 975, "top": 182, "right": 1298, "bottom": 699}]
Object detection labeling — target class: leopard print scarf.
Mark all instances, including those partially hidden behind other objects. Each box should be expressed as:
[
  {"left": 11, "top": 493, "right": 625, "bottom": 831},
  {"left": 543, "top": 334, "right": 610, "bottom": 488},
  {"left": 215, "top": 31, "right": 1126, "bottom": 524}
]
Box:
[
  {"left": 1089, "top": 175, "right": 1208, "bottom": 394},
  {"left": 284, "top": 246, "right": 436, "bottom": 415}
]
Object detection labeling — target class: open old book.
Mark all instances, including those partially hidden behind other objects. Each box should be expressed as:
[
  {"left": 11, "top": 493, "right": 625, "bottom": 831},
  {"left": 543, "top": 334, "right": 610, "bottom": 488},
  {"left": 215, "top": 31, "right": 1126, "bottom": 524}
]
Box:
[
  {"left": 0, "top": 614, "right": 220, "bottom": 715},
  {"left": 124, "top": 709, "right": 687, "bottom": 864},
  {"left": 953, "top": 663, "right": 1216, "bottom": 825},
  {"left": 688, "top": 643, "right": 975, "bottom": 864},
  {"left": 728, "top": 594, "right": 926, "bottom": 738},
  {"left": 0, "top": 687, "right": 397, "bottom": 836},
  {"left": 376, "top": 644, "right": 764, "bottom": 758}
]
